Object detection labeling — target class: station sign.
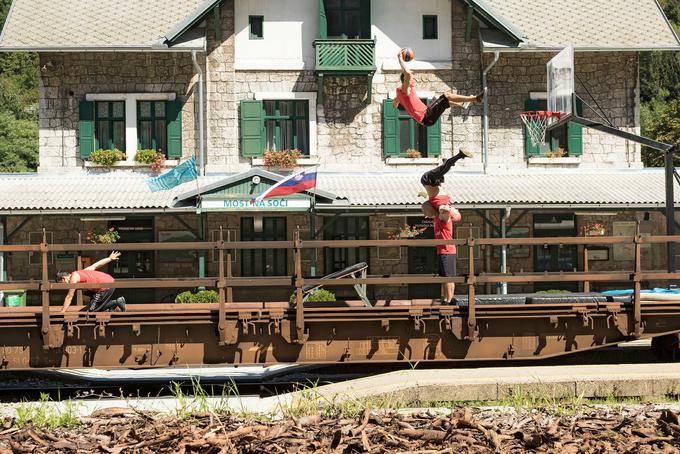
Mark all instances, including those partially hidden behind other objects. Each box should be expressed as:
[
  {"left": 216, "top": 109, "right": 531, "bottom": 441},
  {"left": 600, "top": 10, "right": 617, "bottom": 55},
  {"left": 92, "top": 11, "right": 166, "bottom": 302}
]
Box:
[{"left": 201, "top": 197, "right": 311, "bottom": 211}]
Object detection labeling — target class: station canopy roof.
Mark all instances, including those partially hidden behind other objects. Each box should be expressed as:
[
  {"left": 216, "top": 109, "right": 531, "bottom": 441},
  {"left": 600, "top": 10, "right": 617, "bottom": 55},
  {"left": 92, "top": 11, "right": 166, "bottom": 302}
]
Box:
[{"left": 0, "top": 169, "right": 678, "bottom": 214}]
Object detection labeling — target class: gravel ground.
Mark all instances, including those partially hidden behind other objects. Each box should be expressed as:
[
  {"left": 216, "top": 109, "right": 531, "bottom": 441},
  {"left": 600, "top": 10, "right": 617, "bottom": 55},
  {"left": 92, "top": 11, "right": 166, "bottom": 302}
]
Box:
[{"left": 1, "top": 404, "right": 680, "bottom": 453}]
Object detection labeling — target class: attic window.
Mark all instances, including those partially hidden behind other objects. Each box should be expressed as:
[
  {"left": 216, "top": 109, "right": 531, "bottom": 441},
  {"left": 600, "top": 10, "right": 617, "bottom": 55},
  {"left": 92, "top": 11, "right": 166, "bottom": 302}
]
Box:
[{"left": 249, "top": 16, "right": 264, "bottom": 39}]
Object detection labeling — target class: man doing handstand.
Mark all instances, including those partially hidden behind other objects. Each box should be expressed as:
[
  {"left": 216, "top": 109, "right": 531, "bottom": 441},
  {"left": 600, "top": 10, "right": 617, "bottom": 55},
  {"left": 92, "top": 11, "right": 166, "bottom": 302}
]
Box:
[
  {"left": 57, "top": 251, "right": 126, "bottom": 313},
  {"left": 393, "top": 50, "right": 486, "bottom": 127}
]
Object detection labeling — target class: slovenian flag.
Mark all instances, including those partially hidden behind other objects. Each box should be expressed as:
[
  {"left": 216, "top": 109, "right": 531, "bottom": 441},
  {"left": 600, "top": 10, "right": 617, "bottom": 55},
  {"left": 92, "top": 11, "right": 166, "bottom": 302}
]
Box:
[{"left": 254, "top": 167, "right": 318, "bottom": 203}]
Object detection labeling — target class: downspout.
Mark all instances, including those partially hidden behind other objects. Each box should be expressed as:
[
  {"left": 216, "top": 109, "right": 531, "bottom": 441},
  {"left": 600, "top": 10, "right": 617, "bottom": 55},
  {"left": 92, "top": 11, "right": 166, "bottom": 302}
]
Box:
[
  {"left": 191, "top": 50, "right": 205, "bottom": 176},
  {"left": 481, "top": 49, "right": 500, "bottom": 174}
]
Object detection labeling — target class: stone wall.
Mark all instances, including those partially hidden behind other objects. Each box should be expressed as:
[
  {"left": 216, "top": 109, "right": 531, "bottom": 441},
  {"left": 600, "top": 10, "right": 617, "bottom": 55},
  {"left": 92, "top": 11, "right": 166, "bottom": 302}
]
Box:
[{"left": 38, "top": 52, "right": 198, "bottom": 171}]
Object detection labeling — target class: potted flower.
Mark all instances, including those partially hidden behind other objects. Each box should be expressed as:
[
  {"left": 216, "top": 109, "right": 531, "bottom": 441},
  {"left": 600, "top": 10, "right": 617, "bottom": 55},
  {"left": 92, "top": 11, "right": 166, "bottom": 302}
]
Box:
[
  {"left": 405, "top": 149, "right": 422, "bottom": 159},
  {"left": 263, "top": 149, "right": 301, "bottom": 170},
  {"left": 90, "top": 149, "right": 125, "bottom": 167},
  {"left": 389, "top": 224, "right": 428, "bottom": 240},
  {"left": 582, "top": 222, "right": 606, "bottom": 236},
  {"left": 135, "top": 149, "right": 166, "bottom": 173},
  {"left": 86, "top": 227, "right": 121, "bottom": 244},
  {"left": 545, "top": 148, "right": 567, "bottom": 159}
]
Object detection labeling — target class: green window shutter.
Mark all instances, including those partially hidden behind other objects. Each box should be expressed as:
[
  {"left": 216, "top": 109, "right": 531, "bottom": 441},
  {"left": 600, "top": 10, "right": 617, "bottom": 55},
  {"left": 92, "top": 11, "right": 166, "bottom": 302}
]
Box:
[
  {"left": 79, "top": 100, "right": 95, "bottom": 159},
  {"left": 319, "top": 0, "right": 327, "bottom": 38},
  {"left": 567, "top": 98, "right": 584, "bottom": 156},
  {"left": 359, "top": 0, "right": 371, "bottom": 39},
  {"left": 382, "top": 99, "right": 399, "bottom": 157},
  {"left": 240, "top": 100, "right": 264, "bottom": 157},
  {"left": 426, "top": 98, "right": 441, "bottom": 157},
  {"left": 166, "top": 99, "right": 183, "bottom": 159},
  {"left": 523, "top": 98, "right": 543, "bottom": 156}
]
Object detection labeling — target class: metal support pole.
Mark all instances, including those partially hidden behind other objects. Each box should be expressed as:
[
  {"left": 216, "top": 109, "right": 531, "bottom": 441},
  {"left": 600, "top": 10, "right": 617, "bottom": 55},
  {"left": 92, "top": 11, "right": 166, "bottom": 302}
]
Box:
[
  {"left": 40, "top": 229, "right": 53, "bottom": 348},
  {"left": 217, "top": 227, "right": 227, "bottom": 344},
  {"left": 198, "top": 213, "right": 206, "bottom": 287},
  {"left": 294, "top": 229, "right": 307, "bottom": 343},
  {"left": 76, "top": 232, "right": 83, "bottom": 307},
  {"left": 191, "top": 50, "right": 205, "bottom": 176},
  {"left": 0, "top": 216, "right": 5, "bottom": 282},
  {"left": 500, "top": 208, "right": 510, "bottom": 295},
  {"left": 481, "top": 51, "right": 500, "bottom": 174},
  {"left": 583, "top": 246, "right": 590, "bottom": 293},
  {"left": 634, "top": 234, "right": 643, "bottom": 337},
  {"left": 467, "top": 236, "right": 477, "bottom": 340},
  {"left": 666, "top": 146, "right": 676, "bottom": 273}
]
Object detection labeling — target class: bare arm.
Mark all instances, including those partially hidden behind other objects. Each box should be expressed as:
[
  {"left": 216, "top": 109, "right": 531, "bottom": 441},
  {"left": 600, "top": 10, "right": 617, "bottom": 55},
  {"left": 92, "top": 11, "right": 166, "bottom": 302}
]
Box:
[
  {"left": 85, "top": 251, "right": 121, "bottom": 271},
  {"left": 62, "top": 273, "right": 79, "bottom": 312},
  {"left": 450, "top": 208, "right": 462, "bottom": 223},
  {"left": 392, "top": 98, "right": 400, "bottom": 109},
  {"left": 398, "top": 51, "right": 412, "bottom": 94}
]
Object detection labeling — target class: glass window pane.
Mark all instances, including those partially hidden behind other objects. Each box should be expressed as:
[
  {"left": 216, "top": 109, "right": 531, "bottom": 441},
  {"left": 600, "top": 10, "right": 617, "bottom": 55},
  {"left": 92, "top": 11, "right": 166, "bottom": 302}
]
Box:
[
  {"left": 327, "top": 11, "right": 343, "bottom": 37},
  {"left": 265, "top": 120, "right": 276, "bottom": 150},
  {"left": 113, "top": 121, "right": 125, "bottom": 150},
  {"left": 264, "top": 101, "right": 276, "bottom": 116},
  {"left": 414, "top": 123, "right": 425, "bottom": 155},
  {"left": 155, "top": 101, "right": 165, "bottom": 118},
  {"left": 250, "top": 16, "right": 263, "bottom": 38},
  {"left": 345, "top": 11, "right": 360, "bottom": 38},
  {"left": 280, "top": 120, "right": 293, "bottom": 150},
  {"left": 139, "top": 121, "right": 152, "bottom": 149},
  {"left": 112, "top": 102, "right": 125, "bottom": 118},
  {"left": 155, "top": 120, "right": 166, "bottom": 153},
  {"left": 139, "top": 102, "right": 151, "bottom": 118},
  {"left": 399, "top": 119, "right": 410, "bottom": 153},
  {"left": 97, "top": 121, "right": 110, "bottom": 149},
  {"left": 345, "top": 0, "right": 360, "bottom": 8},
  {"left": 97, "top": 102, "right": 109, "bottom": 119},
  {"left": 295, "top": 101, "right": 306, "bottom": 117},
  {"left": 296, "top": 119, "right": 308, "bottom": 155},
  {"left": 326, "top": 0, "right": 341, "bottom": 8},
  {"left": 279, "top": 101, "right": 293, "bottom": 116}
]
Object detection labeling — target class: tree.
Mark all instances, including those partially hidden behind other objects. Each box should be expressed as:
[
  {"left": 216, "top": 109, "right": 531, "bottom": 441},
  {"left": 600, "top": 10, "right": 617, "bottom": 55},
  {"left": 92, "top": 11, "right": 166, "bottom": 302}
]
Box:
[{"left": 0, "top": 0, "right": 38, "bottom": 171}]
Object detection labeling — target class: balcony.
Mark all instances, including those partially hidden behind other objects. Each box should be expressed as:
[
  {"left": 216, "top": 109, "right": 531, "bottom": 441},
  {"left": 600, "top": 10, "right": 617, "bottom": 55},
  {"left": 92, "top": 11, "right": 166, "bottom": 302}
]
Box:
[{"left": 313, "top": 39, "right": 376, "bottom": 104}]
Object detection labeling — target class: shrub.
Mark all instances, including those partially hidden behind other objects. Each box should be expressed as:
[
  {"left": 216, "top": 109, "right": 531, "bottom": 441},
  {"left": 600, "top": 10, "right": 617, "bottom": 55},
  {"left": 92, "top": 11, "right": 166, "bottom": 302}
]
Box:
[
  {"left": 175, "top": 290, "right": 219, "bottom": 304},
  {"left": 263, "top": 149, "right": 301, "bottom": 169},
  {"left": 174, "top": 291, "right": 194, "bottom": 304},
  {"left": 290, "top": 288, "right": 336, "bottom": 303},
  {"left": 135, "top": 149, "right": 158, "bottom": 164},
  {"left": 90, "top": 148, "right": 124, "bottom": 166}
]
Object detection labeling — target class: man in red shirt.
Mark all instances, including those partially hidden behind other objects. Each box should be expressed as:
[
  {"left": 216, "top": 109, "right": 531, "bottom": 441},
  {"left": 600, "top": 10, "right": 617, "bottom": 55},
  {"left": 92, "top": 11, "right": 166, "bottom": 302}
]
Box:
[
  {"left": 57, "top": 251, "right": 126, "bottom": 312},
  {"left": 428, "top": 198, "right": 462, "bottom": 304},
  {"left": 392, "top": 50, "right": 485, "bottom": 127}
]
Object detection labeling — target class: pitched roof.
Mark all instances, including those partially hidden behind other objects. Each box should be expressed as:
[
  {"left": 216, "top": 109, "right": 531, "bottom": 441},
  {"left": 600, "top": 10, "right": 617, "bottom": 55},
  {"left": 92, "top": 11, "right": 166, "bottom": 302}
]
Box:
[
  {"left": 0, "top": 0, "right": 207, "bottom": 51},
  {"left": 483, "top": 0, "right": 680, "bottom": 51},
  {"left": 0, "top": 170, "right": 676, "bottom": 213}
]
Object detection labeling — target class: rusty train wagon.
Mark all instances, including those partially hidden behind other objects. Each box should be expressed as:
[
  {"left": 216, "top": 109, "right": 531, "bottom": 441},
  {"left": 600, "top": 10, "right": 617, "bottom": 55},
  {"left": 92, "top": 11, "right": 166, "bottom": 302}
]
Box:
[{"left": 2, "top": 233, "right": 680, "bottom": 370}]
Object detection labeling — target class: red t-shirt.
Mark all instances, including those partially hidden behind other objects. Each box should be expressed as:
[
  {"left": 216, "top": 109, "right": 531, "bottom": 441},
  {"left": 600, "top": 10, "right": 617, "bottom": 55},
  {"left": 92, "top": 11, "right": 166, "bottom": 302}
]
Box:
[
  {"left": 430, "top": 195, "right": 461, "bottom": 254},
  {"left": 76, "top": 269, "right": 115, "bottom": 292},
  {"left": 429, "top": 195, "right": 451, "bottom": 211},
  {"left": 396, "top": 80, "right": 427, "bottom": 124}
]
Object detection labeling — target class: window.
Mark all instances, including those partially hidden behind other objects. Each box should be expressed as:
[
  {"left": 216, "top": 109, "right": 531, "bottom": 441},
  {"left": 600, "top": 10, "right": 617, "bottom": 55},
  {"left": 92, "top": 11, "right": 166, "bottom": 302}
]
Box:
[
  {"left": 326, "top": 0, "right": 361, "bottom": 38},
  {"left": 382, "top": 99, "right": 440, "bottom": 158},
  {"left": 423, "top": 15, "right": 438, "bottom": 40},
  {"left": 137, "top": 101, "right": 167, "bottom": 155},
  {"left": 524, "top": 98, "right": 583, "bottom": 157},
  {"left": 241, "top": 217, "right": 287, "bottom": 277},
  {"left": 324, "top": 216, "right": 369, "bottom": 273},
  {"left": 249, "top": 15, "right": 264, "bottom": 39},
  {"left": 264, "top": 100, "right": 309, "bottom": 155},
  {"left": 95, "top": 101, "right": 125, "bottom": 151}
]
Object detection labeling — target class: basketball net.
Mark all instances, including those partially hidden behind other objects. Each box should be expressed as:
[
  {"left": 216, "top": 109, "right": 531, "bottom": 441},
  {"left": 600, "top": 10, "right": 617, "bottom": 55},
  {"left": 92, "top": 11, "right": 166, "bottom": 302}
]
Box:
[{"left": 520, "top": 111, "right": 561, "bottom": 146}]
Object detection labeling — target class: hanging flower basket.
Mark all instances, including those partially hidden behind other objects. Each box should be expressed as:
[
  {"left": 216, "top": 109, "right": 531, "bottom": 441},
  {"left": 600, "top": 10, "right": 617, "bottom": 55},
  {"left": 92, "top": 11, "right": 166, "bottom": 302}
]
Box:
[
  {"left": 389, "top": 225, "right": 427, "bottom": 240},
  {"left": 86, "top": 227, "right": 121, "bottom": 244}
]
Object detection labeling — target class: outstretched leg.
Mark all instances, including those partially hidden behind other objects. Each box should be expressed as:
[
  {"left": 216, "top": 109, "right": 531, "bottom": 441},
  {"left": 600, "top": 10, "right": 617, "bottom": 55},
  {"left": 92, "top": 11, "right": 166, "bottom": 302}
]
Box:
[
  {"left": 420, "top": 148, "right": 474, "bottom": 191},
  {"left": 444, "top": 87, "right": 486, "bottom": 105}
]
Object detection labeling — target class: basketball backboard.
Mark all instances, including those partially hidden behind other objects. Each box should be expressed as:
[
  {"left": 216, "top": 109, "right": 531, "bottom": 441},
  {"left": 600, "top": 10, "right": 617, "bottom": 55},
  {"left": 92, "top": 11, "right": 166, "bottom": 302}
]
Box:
[{"left": 547, "top": 46, "right": 574, "bottom": 116}]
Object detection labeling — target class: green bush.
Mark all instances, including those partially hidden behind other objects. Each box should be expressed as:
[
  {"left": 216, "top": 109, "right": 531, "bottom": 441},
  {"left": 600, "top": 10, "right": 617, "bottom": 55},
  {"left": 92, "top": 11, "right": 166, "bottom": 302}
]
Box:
[
  {"left": 290, "top": 288, "right": 336, "bottom": 303},
  {"left": 135, "top": 149, "right": 159, "bottom": 164},
  {"left": 192, "top": 290, "right": 219, "bottom": 304},
  {"left": 90, "top": 148, "right": 124, "bottom": 166},
  {"left": 175, "top": 290, "right": 219, "bottom": 304},
  {"left": 174, "top": 291, "right": 194, "bottom": 304}
]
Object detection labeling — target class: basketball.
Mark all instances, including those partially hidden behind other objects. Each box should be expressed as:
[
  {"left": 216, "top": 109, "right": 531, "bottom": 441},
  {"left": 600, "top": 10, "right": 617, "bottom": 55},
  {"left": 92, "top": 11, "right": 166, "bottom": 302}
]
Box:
[
  {"left": 401, "top": 47, "right": 415, "bottom": 62},
  {"left": 421, "top": 201, "right": 437, "bottom": 218}
]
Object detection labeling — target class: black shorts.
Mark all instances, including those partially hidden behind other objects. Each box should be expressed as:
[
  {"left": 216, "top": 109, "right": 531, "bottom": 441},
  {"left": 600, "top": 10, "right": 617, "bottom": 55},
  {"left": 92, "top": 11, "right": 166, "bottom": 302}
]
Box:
[
  {"left": 85, "top": 288, "right": 115, "bottom": 311},
  {"left": 422, "top": 95, "right": 450, "bottom": 127},
  {"left": 438, "top": 253, "right": 457, "bottom": 277}
]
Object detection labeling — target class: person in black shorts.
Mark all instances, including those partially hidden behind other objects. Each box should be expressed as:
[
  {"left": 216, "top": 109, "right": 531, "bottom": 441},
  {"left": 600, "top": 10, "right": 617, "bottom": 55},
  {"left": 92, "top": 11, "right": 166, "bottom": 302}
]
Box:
[{"left": 393, "top": 50, "right": 486, "bottom": 127}]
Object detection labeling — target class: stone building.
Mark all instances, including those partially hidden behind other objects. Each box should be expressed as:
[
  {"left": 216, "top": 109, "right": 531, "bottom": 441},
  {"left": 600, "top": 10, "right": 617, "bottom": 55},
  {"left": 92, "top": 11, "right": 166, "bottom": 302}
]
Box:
[{"left": 0, "top": 0, "right": 678, "bottom": 303}]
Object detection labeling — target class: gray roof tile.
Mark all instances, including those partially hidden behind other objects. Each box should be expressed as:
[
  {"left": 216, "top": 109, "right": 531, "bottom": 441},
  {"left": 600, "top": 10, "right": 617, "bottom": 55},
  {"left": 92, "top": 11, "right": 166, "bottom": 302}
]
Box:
[
  {"left": 0, "top": 171, "right": 676, "bottom": 212},
  {"left": 484, "top": 0, "right": 680, "bottom": 50},
  {"left": 0, "top": 0, "right": 206, "bottom": 50}
]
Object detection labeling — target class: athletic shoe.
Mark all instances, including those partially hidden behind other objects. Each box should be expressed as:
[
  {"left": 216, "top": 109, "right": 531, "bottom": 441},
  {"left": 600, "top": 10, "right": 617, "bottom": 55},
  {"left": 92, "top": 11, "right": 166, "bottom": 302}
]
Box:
[
  {"left": 116, "top": 297, "right": 127, "bottom": 312},
  {"left": 459, "top": 148, "right": 474, "bottom": 159},
  {"left": 475, "top": 87, "right": 487, "bottom": 103},
  {"left": 461, "top": 101, "right": 471, "bottom": 110}
]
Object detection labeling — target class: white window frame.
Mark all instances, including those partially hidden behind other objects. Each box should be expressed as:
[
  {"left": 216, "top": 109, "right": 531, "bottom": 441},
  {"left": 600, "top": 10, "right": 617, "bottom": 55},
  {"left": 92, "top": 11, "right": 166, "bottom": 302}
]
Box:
[
  {"left": 252, "top": 92, "right": 319, "bottom": 165},
  {"left": 85, "top": 93, "right": 176, "bottom": 162}
]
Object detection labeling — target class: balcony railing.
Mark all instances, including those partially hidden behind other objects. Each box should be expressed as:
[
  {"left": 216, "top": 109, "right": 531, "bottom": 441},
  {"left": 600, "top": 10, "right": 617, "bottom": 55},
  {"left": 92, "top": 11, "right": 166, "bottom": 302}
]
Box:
[{"left": 313, "top": 39, "right": 376, "bottom": 73}]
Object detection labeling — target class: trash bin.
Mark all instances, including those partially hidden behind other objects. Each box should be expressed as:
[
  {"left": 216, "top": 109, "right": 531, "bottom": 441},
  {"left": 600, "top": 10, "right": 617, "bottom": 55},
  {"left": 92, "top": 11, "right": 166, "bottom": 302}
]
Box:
[{"left": 3, "top": 290, "right": 26, "bottom": 307}]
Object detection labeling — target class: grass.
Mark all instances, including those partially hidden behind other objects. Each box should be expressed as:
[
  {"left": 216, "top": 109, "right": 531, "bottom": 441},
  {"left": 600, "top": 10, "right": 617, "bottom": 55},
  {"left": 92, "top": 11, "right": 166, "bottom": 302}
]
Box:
[{"left": 15, "top": 393, "right": 80, "bottom": 429}]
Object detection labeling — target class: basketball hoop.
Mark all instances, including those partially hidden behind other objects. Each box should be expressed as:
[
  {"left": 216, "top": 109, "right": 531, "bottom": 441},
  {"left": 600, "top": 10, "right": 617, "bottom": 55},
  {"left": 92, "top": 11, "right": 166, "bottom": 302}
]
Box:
[{"left": 520, "top": 111, "right": 562, "bottom": 146}]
